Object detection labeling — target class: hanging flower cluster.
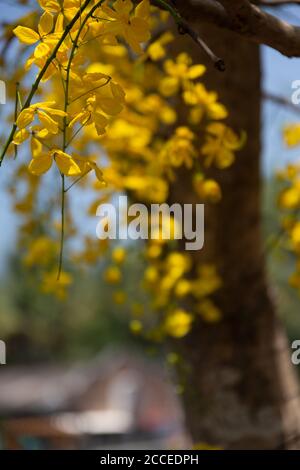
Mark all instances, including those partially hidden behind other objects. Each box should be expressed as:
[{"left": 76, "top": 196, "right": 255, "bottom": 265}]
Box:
[{"left": 1, "top": 0, "right": 244, "bottom": 337}]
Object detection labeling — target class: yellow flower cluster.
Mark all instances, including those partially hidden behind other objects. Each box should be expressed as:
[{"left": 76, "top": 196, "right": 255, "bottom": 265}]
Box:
[{"left": 5, "top": 1, "right": 242, "bottom": 320}]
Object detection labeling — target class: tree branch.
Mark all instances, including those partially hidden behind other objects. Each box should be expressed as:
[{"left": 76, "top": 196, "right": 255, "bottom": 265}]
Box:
[
  {"left": 253, "top": 0, "right": 300, "bottom": 6},
  {"left": 173, "top": 0, "right": 300, "bottom": 58},
  {"left": 263, "top": 90, "right": 300, "bottom": 113}
]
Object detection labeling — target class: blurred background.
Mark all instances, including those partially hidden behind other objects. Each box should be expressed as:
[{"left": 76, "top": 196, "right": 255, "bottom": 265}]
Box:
[{"left": 1, "top": 0, "right": 300, "bottom": 450}]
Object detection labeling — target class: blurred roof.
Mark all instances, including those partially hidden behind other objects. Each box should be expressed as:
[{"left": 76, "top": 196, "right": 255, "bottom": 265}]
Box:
[{"left": 0, "top": 349, "right": 183, "bottom": 436}]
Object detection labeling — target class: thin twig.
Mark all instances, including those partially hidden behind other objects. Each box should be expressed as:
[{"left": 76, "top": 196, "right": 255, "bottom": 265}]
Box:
[
  {"left": 56, "top": 0, "right": 106, "bottom": 278},
  {"left": 0, "top": 0, "right": 94, "bottom": 167},
  {"left": 13, "top": 83, "right": 19, "bottom": 159},
  {"left": 153, "top": 0, "right": 225, "bottom": 71}
]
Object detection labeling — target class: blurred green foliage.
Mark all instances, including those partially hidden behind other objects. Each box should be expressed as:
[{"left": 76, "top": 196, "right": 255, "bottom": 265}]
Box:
[
  {"left": 0, "top": 245, "right": 148, "bottom": 364},
  {"left": 263, "top": 178, "right": 300, "bottom": 343},
  {"left": 1, "top": 179, "right": 300, "bottom": 365}
]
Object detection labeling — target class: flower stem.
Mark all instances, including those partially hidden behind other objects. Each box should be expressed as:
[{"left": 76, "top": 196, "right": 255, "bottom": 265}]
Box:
[
  {"left": 57, "top": 174, "right": 65, "bottom": 280},
  {"left": 56, "top": 0, "right": 105, "bottom": 278},
  {"left": 0, "top": 0, "right": 94, "bottom": 166}
]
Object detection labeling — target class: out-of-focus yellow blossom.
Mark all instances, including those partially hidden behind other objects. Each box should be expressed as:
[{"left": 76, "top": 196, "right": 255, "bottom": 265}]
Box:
[
  {"left": 130, "top": 319, "right": 143, "bottom": 334},
  {"left": 147, "top": 32, "right": 174, "bottom": 61},
  {"left": 159, "top": 53, "right": 205, "bottom": 97},
  {"left": 197, "top": 299, "right": 221, "bottom": 323},
  {"left": 278, "top": 184, "right": 300, "bottom": 209},
  {"left": 113, "top": 290, "right": 127, "bottom": 304},
  {"left": 41, "top": 270, "right": 73, "bottom": 300},
  {"left": 131, "top": 303, "right": 144, "bottom": 317},
  {"left": 164, "top": 309, "right": 193, "bottom": 338},
  {"left": 290, "top": 222, "right": 300, "bottom": 252},
  {"left": 24, "top": 236, "right": 57, "bottom": 267},
  {"left": 201, "top": 123, "right": 245, "bottom": 169},
  {"left": 193, "top": 174, "right": 222, "bottom": 203},
  {"left": 166, "top": 352, "right": 180, "bottom": 365},
  {"left": 104, "top": 265, "right": 122, "bottom": 284},
  {"left": 102, "top": 0, "right": 150, "bottom": 54},
  {"left": 112, "top": 246, "right": 126, "bottom": 264},
  {"left": 160, "top": 127, "right": 196, "bottom": 170},
  {"left": 289, "top": 272, "right": 300, "bottom": 289},
  {"left": 174, "top": 279, "right": 192, "bottom": 298},
  {"left": 7, "top": 1, "right": 241, "bottom": 333},
  {"left": 284, "top": 124, "right": 300, "bottom": 147},
  {"left": 144, "top": 266, "right": 159, "bottom": 284},
  {"left": 184, "top": 83, "right": 227, "bottom": 121},
  {"left": 192, "top": 264, "right": 222, "bottom": 299}
]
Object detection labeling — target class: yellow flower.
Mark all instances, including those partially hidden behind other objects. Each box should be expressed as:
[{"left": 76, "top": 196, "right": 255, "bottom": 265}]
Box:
[
  {"left": 130, "top": 319, "right": 143, "bottom": 334},
  {"left": 38, "top": 0, "right": 61, "bottom": 14},
  {"left": 159, "top": 53, "right": 205, "bottom": 97},
  {"left": 16, "top": 102, "right": 67, "bottom": 136},
  {"left": 197, "top": 299, "right": 221, "bottom": 323},
  {"left": 174, "top": 279, "right": 192, "bottom": 298},
  {"left": 41, "top": 270, "right": 73, "bottom": 300},
  {"left": 104, "top": 265, "right": 122, "bottom": 284},
  {"left": 160, "top": 127, "right": 196, "bottom": 169},
  {"left": 290, "top": 222, "right": 300, "bottom": 251},
  {"left": 284, "top": 124, "right": 300, "bottom": 147},
  {"left": 112, "top": 247, "right": 126, "bottom": 264},
  {"left": 148, "top": 32, "right": 174, "bottom": 61},
  {"left": 103, "top": 0, "right": 151, "bottom": 54},
  {"left": 14, "top": 11, "right": 55, "bottom": 60},
  {"left": 278, "top": 185, "right": 300, "bottom": 209},
  {"left": 113, "top": 290, "right": 127, "bottom": 304},
  {"left": 24, "top": 236, "right": 57, "bottom": 267},
  {"left": 73, "top": 155, "right": 106, "bottom": 184},
  {"left": 289, "top": 272, "right": 300, "bottom": 289},
  {"left": 165, "top": 309, "right": 193, "bottom": 338},
  {"left": 192, "top": 264, "right": 222, "bottom": 298},
  {"left": 13, "top": 26, "right": 40, "bottom": 45},
  {"left": 29, "top": 149, "right": 81, "bottom": 177},
  {"left": 183, "top": 83, "right": 227, "bottom": 120},
  {"left": 201, "top": 123, "right": 245, "bottom": 169},
  {"left": 193, "top": 175, "right": 222, "bottom": 203}
]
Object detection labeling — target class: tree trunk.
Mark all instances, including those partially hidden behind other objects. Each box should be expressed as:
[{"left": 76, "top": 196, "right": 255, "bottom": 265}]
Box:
[{"left": 169, "top": 12, "right": 300, "bottom": 449}]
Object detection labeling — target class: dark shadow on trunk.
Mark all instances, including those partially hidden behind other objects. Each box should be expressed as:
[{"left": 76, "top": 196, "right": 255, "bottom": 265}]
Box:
[{"left": 168, "top": 15, "right": 300, "bottom": 449}]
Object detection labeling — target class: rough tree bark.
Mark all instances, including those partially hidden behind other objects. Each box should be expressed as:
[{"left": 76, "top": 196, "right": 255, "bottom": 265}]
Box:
[{"left": 169, "top": 14, "right": 300, "bottom": 449}]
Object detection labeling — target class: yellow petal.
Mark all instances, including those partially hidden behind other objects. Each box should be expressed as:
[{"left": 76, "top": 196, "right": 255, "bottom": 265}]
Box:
[
  {"left": 28, "top": 154, "right": 53, "bottom": 175},
  {"left": 31, "top": 138, "right": 43, "bottom": 158},
  {"left": 37, "top": 110, "right": 59, "bottom": 134},
  {"left": 89, "top": 161, "right": 106, "bottom": 183},
  {"left": 38, "top": 0, "right": 60, "bottom": 13},
  {"left": 13, "top": 26, "right": 40, "bottom": 45},
  {"left": 69, "top": 111, "right": 90, "bottom": 128},
  {"left": 16, "top": 108, "right": 35, "bottom": 129},
  {"left": 38, "top": 11, "right": 54, "bottom": 36},
  {"left": 34, "top": 42, "right": 51, "bottom": 59},
  {"left": 13, "top": 129, "right": 30, "bottom": 145},
  {"left": 188, "top": 64, "right": 206, "bottom": 79},
  {"left": 93, "top": 111, "right": 108, "bottom": 135},
  {"left": 99, "top": 97, "right": 123, "bottom": 115},
  {"left": 135, "top": 0, "right": 150, "bottom": 18},
  {"left": 110, "top": 81, "right": 126, "bottom": 103},
  {"left": 40, "top": 106, "right": 67, "bottom": 117},
  {"left": 54, "top": 151, "right": 81, "bottom": 176}
]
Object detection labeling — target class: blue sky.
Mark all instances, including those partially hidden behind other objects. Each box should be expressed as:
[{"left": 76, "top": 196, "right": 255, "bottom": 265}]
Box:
[{"left": 1, "top": 2, "right": 300, "bottom": 272}]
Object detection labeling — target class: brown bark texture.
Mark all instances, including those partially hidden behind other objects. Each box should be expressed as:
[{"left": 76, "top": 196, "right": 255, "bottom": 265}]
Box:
[{"left": 168, "top": 15, "right": 300, "bottom": 449}]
